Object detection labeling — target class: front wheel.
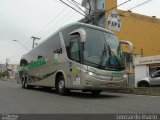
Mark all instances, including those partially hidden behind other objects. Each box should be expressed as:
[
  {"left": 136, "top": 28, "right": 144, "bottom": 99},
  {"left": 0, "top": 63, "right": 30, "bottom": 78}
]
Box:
[
  {"left": 22, "top": 79, "right": 28, "bottom": 89},
  {"left": 91, "top": 90, "right": 102, "bottom": 96},
  {"left": 57, "top": 75, "right": 69, "bottom": 95},
  {"left": 22, "top": 78, "right": 25, "bottom": 88}
]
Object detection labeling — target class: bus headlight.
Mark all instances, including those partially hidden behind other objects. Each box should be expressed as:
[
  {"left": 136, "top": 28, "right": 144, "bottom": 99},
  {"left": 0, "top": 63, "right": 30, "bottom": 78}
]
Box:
[
  {"left": 123, "top": 74, "right": 127, "bottom": 78},
  {"left": 88, "top": 72, "right": 93, "bottom": 76}
]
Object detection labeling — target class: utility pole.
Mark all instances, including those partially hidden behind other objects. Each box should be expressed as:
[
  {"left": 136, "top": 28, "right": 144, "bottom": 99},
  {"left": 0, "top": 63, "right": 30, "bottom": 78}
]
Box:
[
  {"left": 31, "top": 36, "right": 41, "bottom": 49},
  {"left": 93, "top": 0, "right": 98, "bottom": 26},
  {"left": 5, "top": 58, "right": 9, "bottom": 71}
]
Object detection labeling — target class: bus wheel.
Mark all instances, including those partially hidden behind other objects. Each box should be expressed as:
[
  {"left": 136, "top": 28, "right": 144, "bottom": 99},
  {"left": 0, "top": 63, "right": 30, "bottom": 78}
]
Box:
[
  {"left": 57, "top": 75, "right": 69, "bottom": 95},
  {"left": 22, "top": 79, "right": 28, "bottom": 89},
  {"left": 91, "top": 90, "right": 102, "bottom": 96},
  {"left": 23, "top": 78, "right": 33, "bottom": 89},
  {"left": 22, "top": 77, "right": 25, "bottom": 88}
]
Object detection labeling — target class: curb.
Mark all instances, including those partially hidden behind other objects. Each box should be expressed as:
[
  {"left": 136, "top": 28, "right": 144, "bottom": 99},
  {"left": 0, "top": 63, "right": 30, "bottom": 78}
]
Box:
[
  {"left": 105, "top": 88, "right": 160, "bottom": 96},
  {"left": 0, "top": 78, "right": 20, "bottom": 84}
]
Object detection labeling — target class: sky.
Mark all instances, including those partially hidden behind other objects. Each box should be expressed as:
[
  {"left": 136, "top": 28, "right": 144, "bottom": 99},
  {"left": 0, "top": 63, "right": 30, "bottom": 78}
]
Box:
[{"left": 0, "top": 0, "right": 159, "bottom": 64}]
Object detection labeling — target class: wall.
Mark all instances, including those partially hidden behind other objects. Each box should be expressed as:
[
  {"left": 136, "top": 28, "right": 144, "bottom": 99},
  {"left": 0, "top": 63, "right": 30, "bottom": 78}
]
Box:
[
  {"left": 115, "top": 10, "right": 160, "bottom": 56},
  {"left": 83, "top": 0, "right": 160, "bottom": 56},
  {"left": 135, "top": 65, "right": 149, "bottom": 87},
  {"left": 104, "top": 0, "right": 160, "bottom": 56}
]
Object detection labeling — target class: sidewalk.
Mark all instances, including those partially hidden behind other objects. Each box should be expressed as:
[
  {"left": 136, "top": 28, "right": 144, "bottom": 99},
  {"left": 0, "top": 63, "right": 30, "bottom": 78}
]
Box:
[
  {"left": 105, "top": 87, "right": 160, "bottom": 96},
  {"left": 0, "top": 78, "right": 20, "bottom": 84}
]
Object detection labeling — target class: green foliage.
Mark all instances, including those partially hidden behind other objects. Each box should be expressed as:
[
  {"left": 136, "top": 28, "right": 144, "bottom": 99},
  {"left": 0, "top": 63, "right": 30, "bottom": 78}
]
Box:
[{"left": 0, "top": 71, "right": 9, "bottom": 78}]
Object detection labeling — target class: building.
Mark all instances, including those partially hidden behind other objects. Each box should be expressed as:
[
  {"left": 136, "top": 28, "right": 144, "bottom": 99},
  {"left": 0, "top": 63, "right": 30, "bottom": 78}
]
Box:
[
  {"left": 134, "top": 55, "right": 160, "bottom": 86},
  {"left": 81, "top": 0, "right": 160, "bottom": 57},
  {"left": 0, "top": 64, "right": 5, "bottom": 73},
  {"left": 81, "top": 0, "right": 160, "bottom": 87},
  {"left": 8, "top": 64, "right": 19, "bottom": 80}
]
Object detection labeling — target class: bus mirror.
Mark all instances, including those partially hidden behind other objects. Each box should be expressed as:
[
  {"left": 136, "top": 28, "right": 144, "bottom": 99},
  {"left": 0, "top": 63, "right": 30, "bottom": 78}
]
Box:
[
  {"left": 70, "top": 29, "right": 86, "bottom": 42},
  {"left": 120, "top": 40, "right": 133, "bottom": 54}
]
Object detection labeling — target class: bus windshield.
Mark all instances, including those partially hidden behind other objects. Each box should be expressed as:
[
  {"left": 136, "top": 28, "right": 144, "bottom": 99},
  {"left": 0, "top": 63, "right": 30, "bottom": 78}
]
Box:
[{"left": 82, "top": 27, "right": 125, "bottom": 70}]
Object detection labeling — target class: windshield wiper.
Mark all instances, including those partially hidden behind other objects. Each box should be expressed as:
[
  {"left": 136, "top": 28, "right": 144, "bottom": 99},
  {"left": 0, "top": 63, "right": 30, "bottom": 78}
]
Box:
[
  {"left": 107, "top": 45, "right": 121, "bottom": 67},
  {"left": 99, "top": 44, "right": 107, "bottom": 67},
  {"left": 83, "top": 59, "right": 100, "bottom": 67}
]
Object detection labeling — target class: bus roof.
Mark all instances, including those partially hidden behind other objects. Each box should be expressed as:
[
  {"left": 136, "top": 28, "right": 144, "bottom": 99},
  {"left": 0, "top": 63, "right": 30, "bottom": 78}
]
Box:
[
  {"left": 61, "top": 22, "right": 114, "bottom": 34},
  {"left": 21, "top": 22, "right": 114, "bottom": 59}
]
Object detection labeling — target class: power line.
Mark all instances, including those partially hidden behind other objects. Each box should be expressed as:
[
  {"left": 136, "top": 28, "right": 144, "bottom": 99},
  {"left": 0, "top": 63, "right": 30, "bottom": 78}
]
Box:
[
  {"left": 129, "top": 0, "right": 152, "bottom": 11},
  {"left": 59, "top": 0, "right": 86, "bottom": 17},
  {"left": 119, "top": 0, "right": 153, "bottom": 16},
  {"left": 68, "top": 0, "right": 85, "bottom": 14},
  {"left": 70, "top": 0, "right": 86, "bottom": 14},
  {"left": 72, "top": 0, "right": 131, "bottom": 13},
  {"left": 24, "top": 8, "right": 68, "bottom": 49},
  {"left": 35, "top": 0, "right": 86, "bottom": 38},
  {"left": 37, "top": 8, "right": 72, "bottom": 38},
  {"left": 66, "top": 0, "right": 76, "bottom": 6},
  {"left": 35, "top": 6, "right": 67, "bottom": 36},
  {"left": 10, "top": 3, "right": 75, "bottom": 62},
  {"left": 101, "top": 0, "right": 153, "bottom": 25},
  {"left": 107, "top": 0, "right": 131, "bottom": 12},
  {"left": 9, "top": 3, "right": 69, "bottom": 61},
  {"left": 40, "top": 9, "right": 74, "bottom": 38},
  {"left": 46, "top": 12, "right": 77, "bottom": 36}
]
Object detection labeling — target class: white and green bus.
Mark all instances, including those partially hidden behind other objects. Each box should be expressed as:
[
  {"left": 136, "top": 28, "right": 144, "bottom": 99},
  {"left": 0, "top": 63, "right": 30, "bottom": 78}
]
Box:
[{"left": 20, "top": 22, "right": 128, "bottom": 95}]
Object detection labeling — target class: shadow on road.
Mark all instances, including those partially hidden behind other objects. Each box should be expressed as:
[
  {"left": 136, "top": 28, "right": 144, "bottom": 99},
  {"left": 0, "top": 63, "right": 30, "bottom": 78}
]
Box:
[{"left": 27, "top": 87, "right": 122, "bottom": 99}]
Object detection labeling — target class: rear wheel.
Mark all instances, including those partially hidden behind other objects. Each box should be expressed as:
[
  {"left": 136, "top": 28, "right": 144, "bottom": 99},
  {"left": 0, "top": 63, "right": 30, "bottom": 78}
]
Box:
[
  {"left": 91, "top": 90, "right": 102, "bottom": 96},
  {"left": 22, "top": 77, "right": 33, "bottom": 89},
  {"left": 57, "top": 75, "right": 69, "bottom": 95},
  {"left": 22, "top": 77, "right": 25, "bottom": 88}
]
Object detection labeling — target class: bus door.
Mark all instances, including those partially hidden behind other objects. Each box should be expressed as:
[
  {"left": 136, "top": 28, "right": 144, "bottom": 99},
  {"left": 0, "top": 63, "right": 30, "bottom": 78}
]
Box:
[{"left": 67, "top": 34, "right": 82, "bottom": 88}]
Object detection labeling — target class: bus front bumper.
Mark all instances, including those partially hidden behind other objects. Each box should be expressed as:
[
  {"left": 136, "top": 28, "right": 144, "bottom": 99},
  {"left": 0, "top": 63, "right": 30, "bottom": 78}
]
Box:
[{"left": 81, "top": 73, "right": 127, "bottom": 90}]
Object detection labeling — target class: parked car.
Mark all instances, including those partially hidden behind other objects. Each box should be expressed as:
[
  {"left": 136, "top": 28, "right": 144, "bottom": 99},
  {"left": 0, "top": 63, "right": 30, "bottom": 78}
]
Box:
[{"left": 137, "top": 70, "right": 160, "bottom": 87}]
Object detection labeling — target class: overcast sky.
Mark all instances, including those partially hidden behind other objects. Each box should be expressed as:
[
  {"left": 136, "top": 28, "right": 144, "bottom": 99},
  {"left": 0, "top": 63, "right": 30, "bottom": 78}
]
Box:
[{"left": 0, "top": 0, "right": 159, "bottom": 64}]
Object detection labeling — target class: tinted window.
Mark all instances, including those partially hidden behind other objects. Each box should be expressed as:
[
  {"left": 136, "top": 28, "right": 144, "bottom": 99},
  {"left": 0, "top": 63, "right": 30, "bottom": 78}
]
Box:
[
  {"left": 153, "top": 71, "right": 160, "bottom": 78},
  {"left": 70, "top": 35, "right": 80, "bottom": 62},
  {"left": 26, "top": 33, "right": 61, "bottom": 62},
  {"left": 39, "top": 33, "right": 61, "bottom": 56},
  {"left": 61, "top": 25, "right": 79, "bottom": 58},
  {"left": 20, "top": 59, "right": 28, "bottom": 66}
]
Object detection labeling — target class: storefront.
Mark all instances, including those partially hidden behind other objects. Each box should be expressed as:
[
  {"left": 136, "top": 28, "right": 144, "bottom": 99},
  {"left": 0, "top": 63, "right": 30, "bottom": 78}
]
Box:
[{"left": 134, "top": 55, "right": 160, "bottom": 87}]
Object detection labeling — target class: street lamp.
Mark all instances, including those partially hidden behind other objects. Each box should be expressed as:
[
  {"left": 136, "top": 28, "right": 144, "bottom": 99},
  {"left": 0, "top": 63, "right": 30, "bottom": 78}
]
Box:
[{"left": 12, "top": 40, "right": 29, "bottom": 51}]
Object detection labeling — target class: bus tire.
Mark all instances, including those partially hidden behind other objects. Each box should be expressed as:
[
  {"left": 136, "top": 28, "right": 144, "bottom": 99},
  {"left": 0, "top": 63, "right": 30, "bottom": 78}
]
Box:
[
  {"left": 23, "top": 77, "right": 33, "bottom": 89},
  {"left": 22, "top": 77, "right": 25, "bottom": 88},
  {"left": 57, "top": 75, "right": 69, "bottom": 95},
  {"left": 91, "top": 90, "right": 102, "bottom": 96}
]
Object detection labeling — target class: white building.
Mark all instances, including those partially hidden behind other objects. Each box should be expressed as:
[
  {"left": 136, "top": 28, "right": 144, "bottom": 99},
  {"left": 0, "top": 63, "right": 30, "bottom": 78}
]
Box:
[
  {"left": 8, "top": 64, "right": 19, "bottom": 80},
  {"left": 134, "top": 55, "right": 160, "bottom": 87},
  {"left": 0, "top": 64, "right": 6, "bottom": 73}
]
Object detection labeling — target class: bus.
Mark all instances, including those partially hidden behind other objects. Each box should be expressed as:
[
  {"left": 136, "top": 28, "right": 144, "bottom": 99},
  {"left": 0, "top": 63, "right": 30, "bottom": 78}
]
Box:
[{"left": 20, "top": 22, "right": 129, "bottom": 95}]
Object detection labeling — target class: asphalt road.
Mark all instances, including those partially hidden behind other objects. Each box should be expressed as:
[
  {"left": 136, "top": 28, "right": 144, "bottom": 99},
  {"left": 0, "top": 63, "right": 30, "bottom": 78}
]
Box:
[{"left": 0, "top": 80, "right": 160, "bottom": 114}]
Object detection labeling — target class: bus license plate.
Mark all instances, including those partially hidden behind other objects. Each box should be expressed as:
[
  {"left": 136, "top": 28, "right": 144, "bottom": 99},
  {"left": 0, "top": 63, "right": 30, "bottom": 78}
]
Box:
[{"left": 108, "top": 83, "right": 115, "bottom": 87}]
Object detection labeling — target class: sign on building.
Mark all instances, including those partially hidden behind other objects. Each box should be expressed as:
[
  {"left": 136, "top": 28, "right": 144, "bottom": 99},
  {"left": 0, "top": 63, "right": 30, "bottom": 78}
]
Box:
[
  {"left": 106, "top": 9, "right": 122, "bottom": 32},
  {"left": 134, "top": 55, "right": 160, "bottom": 65}
]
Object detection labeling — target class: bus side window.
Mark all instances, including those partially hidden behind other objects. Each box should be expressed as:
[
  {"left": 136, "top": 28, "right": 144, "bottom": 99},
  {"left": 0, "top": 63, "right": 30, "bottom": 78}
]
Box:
[
  {"left": 20, "top": 59, "right": 28, "bottom": 67},
  {"left": 38, "top": 56, "right": 42, "bottom": 59},
  {"left": 70, "top": 35, "right": 80, "bottom": 62}
]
